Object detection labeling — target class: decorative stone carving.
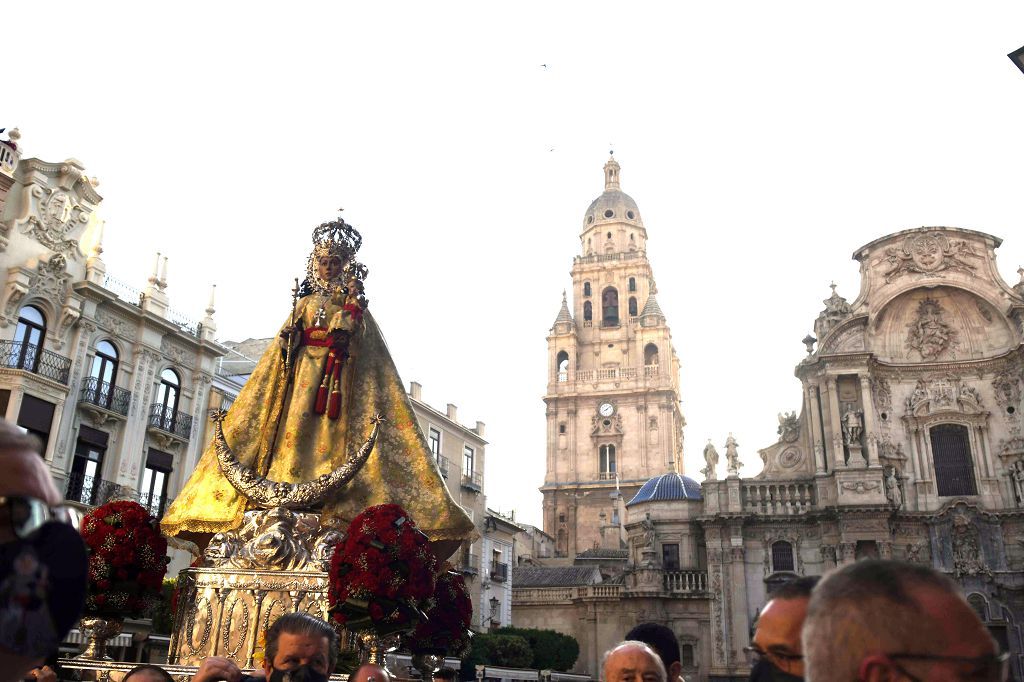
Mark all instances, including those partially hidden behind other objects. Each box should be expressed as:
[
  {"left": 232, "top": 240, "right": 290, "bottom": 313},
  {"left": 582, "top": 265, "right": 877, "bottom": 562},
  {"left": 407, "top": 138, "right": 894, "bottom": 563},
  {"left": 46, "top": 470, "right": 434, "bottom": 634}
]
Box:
[
  {"left": 815, "top": 283, "right": 853, "bottom": 338},
  {"left": 2, "top": 254, "right": 71, "bottom": 323},
  {"left": 840, "top": 480, "right": 881, "bottom": 494},
  {"left": 96, "top": 310, "right": 136, "bottom": 341},
  {"left": 872, "top": 377, "right": 893, "bottom": 414},
  {"left": 591, "top": 411, "right": 623, "bottom": 435},
  {"left": 1008, "top": 460, "right": 1024, "bottom": 508},
  {"left": 777, "top": 411, "right": 799, "bottom": 443},
  {"left": 877, "top": 433, "right": 907, "bottom": 464},
  {"left": 161, "top": 336, "right": 195, "bottom": 369},
  {"left": 905, "top": 543, "right": 928, "bottom": 564},
  {"left": 884, "top": 466, "right": 905, "bottom": 509},
  {"left": 951, "top": 512, "right": 991, "bottom": 579},
  {"left": 992, "top": 369, "right": 1023, "bottom": 412},
  {"left": 883, "top": 232, "right": 978, "bottom": 282},
  {"left": 905, "top": 297, "right": 960, "bottom": 361},
  {"left": 819, "top": 545, "right": 836, "bottom": 564},
  {"left": 905, "top": 374, "right": 984, "bottom": 416},
  {"left": 842, "top": 407, "right": 863, "bottom": 445},
  {"left": 202, "top": 507, "right": 343, "bottom": 572},
  {"left": 701, "top": 440, "right": 719, "bottom": 480}
]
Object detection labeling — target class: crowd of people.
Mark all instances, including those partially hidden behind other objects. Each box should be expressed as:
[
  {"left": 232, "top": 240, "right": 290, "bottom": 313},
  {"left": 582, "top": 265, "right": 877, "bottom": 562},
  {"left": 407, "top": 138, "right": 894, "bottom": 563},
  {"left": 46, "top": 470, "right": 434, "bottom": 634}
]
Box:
[{"left": 0, "top": 419, "right": 1011, "bottom": 682}]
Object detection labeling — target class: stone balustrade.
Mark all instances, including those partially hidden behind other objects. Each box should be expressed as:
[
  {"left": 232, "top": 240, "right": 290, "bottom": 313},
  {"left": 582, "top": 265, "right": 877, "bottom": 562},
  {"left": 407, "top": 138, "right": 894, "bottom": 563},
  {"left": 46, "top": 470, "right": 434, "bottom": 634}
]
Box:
[
  {"left": 551, "top": 365, "right": 661, "bottom": 388},
  {"left": 663, "top": 570, "right": 707, "bottom": 593},
  {"left": 741, "top": 480, "right": 817, "bottom": 515}
]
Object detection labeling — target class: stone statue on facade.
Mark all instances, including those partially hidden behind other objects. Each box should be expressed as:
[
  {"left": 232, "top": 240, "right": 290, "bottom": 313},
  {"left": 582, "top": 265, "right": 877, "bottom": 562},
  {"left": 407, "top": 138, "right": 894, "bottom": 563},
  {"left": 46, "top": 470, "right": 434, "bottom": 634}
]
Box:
[
  {"left": 641, "top": 512, "right": 657, "bottom": 549},
  {"left": 701, "top": 440, "right": 719, "bottom": 480},
  {"left": 842, "top": 407, "right": 863, "bottom": 445},
  {"left": 777, "top": 411, "right": 800, "bottom": 443},
  {"left": 884, "top": 466, "right": 904, "bottom": 509},
  {"left": 1009, "top": 460, "right": 1024, "bottom": 507},
  {"left": 951, "top": 513, "right": 990, "bottom": 579},
  {"left": 725, "top": 433, "right": 741, "bottom": 476}
]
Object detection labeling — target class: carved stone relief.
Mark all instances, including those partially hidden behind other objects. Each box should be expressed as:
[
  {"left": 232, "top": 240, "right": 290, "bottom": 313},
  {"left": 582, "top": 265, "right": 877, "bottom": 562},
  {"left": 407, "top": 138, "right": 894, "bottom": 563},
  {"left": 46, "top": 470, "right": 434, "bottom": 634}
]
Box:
[
  {"left": 161, "top": 336, "right": 196, "bottom": 369},
  {"left": 905, "top": 297, "right": 960, "bottom": 361},
  {"left": 882, "top": 232, "right": 979, "bottom": 282},
  {"left": 905, "top": 374, "right": 983, "bottom": 416}
]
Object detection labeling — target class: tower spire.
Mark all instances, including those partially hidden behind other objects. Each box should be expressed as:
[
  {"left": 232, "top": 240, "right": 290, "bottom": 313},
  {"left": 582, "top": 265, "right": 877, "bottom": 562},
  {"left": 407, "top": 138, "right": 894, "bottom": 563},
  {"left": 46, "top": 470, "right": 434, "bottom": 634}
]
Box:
[{"left": 604, "top": 153, "right": 621, "bottom": 191}]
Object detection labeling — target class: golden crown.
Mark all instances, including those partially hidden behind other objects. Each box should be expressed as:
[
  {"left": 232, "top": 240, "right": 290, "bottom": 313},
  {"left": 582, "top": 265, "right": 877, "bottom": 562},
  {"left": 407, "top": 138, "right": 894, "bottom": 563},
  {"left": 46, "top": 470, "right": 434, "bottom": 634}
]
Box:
[{"left": 311, "top": 217, "right": 362, "bottom": 262}]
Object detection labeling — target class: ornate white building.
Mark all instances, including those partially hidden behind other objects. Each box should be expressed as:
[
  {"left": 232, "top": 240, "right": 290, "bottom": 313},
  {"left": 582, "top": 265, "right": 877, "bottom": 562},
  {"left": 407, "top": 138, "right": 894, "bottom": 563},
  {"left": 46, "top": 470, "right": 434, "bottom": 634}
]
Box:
[
  {"left": 0, "top": 129, "right": 225, "bottom": 535},
  {"left": 515, "top": 156, "right": 1024, "bottom": 682}
]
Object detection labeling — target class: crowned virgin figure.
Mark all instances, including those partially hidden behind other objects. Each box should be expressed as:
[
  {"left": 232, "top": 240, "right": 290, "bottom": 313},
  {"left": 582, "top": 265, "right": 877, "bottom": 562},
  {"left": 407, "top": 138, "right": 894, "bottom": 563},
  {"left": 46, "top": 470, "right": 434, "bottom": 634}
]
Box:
[{"left": 161, "top": 218, "right": 475, "bottom": 557}]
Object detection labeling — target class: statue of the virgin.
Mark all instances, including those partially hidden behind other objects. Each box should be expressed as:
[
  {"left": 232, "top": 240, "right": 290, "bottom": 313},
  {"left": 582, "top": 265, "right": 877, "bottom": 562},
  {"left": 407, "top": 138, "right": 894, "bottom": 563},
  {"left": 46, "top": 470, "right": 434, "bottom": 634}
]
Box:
[{"left": 161, "top": 218, "right": 475, "bottom": 556}]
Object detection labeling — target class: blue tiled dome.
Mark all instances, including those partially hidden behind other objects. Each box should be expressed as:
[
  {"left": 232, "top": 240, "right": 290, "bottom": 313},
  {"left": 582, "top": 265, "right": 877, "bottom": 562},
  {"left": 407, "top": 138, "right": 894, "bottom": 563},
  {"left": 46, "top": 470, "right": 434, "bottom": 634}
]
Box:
[{"left": 626, "top": 472, "right": 703, "bottom": 506}]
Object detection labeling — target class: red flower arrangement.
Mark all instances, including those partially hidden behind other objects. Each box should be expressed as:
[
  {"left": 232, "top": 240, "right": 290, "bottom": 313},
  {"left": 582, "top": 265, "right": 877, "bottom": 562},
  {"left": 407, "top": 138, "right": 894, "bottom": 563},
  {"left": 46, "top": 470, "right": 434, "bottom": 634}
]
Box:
[
  {"left": 80, "top": 500, "right": 170, "bottom": 619},
  {"left": 408, "top": 566, "right": 473, "bottom": 656},
  {"left": 328, "top": 504, "right": 439, "bottom": 634}
]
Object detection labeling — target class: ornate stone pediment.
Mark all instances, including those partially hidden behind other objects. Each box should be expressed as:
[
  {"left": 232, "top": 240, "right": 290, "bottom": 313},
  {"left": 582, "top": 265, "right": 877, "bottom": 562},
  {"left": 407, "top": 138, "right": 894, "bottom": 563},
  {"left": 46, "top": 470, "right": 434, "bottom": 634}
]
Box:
[
  {"left": 818, "top": 317, "right": 867, "bottom": 355},
  {"left": 883, "top": 231, "right": 979, "bottom": 282},
  {"left": 905, "top": 374, "right": 984, "bottom": 417}
]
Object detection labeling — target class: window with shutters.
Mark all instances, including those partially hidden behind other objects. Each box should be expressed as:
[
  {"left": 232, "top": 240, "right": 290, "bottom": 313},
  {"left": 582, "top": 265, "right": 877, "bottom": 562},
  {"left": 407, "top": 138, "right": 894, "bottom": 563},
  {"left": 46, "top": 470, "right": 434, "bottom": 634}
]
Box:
[
  {"left": 772, "top": 541, "right": 795, "bottom": 572},
  {"left": 930, "top": 424, "right": 977, "bottom": 496}
]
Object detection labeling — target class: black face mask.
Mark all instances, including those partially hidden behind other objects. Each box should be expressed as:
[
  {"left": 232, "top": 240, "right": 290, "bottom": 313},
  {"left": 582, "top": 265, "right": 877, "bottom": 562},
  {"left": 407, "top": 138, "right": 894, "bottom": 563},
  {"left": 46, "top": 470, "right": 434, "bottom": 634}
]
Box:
[
  {"left": 748, "top": 658, "right": 803, "bottom": 682},
  {"left": 0, "top": 521, "right": 86, "bottom": 659},
  {"left": 269, "top": 664, "right": 329, "bottom": 682}
]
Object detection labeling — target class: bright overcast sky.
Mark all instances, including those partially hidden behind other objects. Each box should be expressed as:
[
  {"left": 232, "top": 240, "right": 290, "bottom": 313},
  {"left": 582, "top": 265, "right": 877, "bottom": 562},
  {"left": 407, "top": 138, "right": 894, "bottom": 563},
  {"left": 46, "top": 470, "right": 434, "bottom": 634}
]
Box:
[{"left": 8, "top": 2, "right": 1024, "bottom": 526}]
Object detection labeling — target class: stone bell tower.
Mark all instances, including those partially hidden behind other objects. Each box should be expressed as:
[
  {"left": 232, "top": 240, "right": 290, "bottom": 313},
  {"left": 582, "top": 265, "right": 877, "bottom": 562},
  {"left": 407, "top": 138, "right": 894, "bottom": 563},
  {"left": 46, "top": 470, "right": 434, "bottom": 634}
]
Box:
[{"left": 541, "top": 155, "right": 685, "bottom": 560}]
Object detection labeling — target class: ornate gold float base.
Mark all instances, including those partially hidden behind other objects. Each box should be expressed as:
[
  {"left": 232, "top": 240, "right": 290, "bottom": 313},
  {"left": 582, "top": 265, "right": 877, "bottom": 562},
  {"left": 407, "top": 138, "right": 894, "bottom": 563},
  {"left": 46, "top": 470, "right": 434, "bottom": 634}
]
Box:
[{"left": 168, "top": 507, "right": 352, "bottom": 667}]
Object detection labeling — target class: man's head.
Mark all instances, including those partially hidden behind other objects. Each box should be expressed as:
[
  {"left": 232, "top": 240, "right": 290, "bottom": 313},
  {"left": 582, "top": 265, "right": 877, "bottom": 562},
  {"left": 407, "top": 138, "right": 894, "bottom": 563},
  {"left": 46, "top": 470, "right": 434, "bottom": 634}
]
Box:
[
  {"left": 262, "top": 612, "right": 339, "bottom": 680},
  {"left": 350, "top": 664, "right": 391, "bottom": 682},
  {"left": 750, "top": 576, "right": 819, "bottom": 680},
  {"left": 123, "top": 664, "right": 175, "bottom": 682},
  {"left": 0, "top": 421, "right": 60, "bottom": 516},
  {"left": 602, "top": 641, "right": 667, "bottom": 682},
  {"left": 624, "top": 624, "right": 680, "bottom": 682},
  {"left": 803, "top": 560, "right": 1002, "bottom": 682}
]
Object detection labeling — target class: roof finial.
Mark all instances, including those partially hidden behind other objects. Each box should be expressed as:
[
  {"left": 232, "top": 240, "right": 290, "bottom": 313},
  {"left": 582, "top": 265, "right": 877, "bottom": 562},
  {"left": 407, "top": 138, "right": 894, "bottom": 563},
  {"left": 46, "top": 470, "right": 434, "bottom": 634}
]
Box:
[{"left": 604, "top": 153, "right": 621, "bottom": 191}]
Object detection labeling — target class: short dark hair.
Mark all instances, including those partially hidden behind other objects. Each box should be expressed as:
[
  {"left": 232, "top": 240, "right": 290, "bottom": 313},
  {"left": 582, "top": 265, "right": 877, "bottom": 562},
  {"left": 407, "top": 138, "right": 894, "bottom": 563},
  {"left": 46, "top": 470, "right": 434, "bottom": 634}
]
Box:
[
  {"left": 624, "top": 623, "right": 679, "bottom": 667},
  {"left": 123, "top": 664, "right": 175, "bottom": 682},
  {"left": 265, "top": 612, "right": 339, "bottom": 672},
  {"left": 433, "top": 668, "right": 458, "bottom": 681},
  {"left": 770, "top": 575, "right": 820, "bottom": 601}
]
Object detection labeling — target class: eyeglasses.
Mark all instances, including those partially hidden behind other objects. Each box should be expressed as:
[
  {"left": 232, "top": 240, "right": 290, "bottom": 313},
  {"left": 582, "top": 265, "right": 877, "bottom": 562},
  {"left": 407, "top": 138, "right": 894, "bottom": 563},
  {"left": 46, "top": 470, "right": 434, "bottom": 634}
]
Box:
[
  {"left": 0, "top": 496, "right": 74, "bottom": 539},
  {"left": 887, "top": 652, "right": 1010, "bottom": 682},
  {"left": 743, "top": 645, "right": 803, "bottom": 671}
]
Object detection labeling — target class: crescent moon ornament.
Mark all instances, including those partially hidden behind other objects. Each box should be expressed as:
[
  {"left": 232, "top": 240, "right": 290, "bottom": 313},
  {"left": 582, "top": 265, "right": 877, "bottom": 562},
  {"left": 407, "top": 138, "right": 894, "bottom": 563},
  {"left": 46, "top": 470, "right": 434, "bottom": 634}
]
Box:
[{"left": 211, "top": 410, "right": 383, "bottom": 509}]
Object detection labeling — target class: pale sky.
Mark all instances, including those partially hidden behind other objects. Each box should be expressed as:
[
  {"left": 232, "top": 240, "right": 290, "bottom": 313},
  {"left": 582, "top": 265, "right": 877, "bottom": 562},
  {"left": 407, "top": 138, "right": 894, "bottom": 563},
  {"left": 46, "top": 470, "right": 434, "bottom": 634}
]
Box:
[{"left": 8, "top": 2, "right": 1024, "bottom": 527}]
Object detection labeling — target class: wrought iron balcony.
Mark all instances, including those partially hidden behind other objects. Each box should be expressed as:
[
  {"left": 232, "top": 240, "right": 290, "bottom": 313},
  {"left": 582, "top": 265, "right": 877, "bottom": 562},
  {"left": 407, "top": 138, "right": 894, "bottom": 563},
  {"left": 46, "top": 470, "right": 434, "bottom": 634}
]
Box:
[
  {"left": 459, "top": 552, "right": 479, "bottom": 575},
  {"left": 490, "top": 561, "right": 509, "bottom": 582},
  {"left": 461, "top": 470, "right": 483, "bottom": 492},
  {"left": 64, "top": 471, "right": 133, "bottom": 507},
  {"left": 79, "top": 377, "right": 131, "bottom": 416},
  {"left": 139, "top": 490, "right": 173, "bottom": 519},
  {"left": 0, "top": 341, "right": 71, "bottom": 385},
  {"left": 148, "top": 403, "right": 193, "bottom": 440}
]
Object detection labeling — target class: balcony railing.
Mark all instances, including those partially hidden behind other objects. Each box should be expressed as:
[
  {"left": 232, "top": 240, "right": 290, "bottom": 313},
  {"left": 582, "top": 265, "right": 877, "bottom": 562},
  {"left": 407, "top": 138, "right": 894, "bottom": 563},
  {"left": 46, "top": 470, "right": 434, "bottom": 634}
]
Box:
[
  {"left": 663, "top": 571, "right": 708, "bottom": 593},
  {"left": 436, "top": 455, "right": 450, "bottom": 478},
  {"left": 459, "top": 552, "right": 479, "bottom": 575},
  {"left": 741, "top": 480, "right": 817, "bottom": 515},
  {"left": 139, "top": 490, "right": 173, "bottom": 519},
  {"left": 490, "top": 561, "right": 509, "bottom": 582},
  {"left": 552, "top": 365, "right": 665, "bottom": 387},
  {"left": 79, "top": 377, "right": 132, "bottom": 416},
  {"left": 461, "top": 470, "right": 483, "bottom": 491},
  {"left": 64, "top": 472, "right": 133, "bottom": 507},
  {"left": 574, "top": 251, "right": 642, "bottom": 265},
  {"left": 148, "top": 403, "right": 193, "bottom": 440},
  {"left": 0, "top": 341, "right": 72, "bottom": 385}
]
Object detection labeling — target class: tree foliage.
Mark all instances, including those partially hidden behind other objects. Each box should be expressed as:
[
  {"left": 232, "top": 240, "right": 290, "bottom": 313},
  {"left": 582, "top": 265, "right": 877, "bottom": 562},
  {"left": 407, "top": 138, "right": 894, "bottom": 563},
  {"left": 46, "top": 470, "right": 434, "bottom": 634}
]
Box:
[
  {"left": 460, "top": 633, "right": 534, "bottom": 679},
  {"left": 494, "top": 627, "right": 580, "bottom": 671}
]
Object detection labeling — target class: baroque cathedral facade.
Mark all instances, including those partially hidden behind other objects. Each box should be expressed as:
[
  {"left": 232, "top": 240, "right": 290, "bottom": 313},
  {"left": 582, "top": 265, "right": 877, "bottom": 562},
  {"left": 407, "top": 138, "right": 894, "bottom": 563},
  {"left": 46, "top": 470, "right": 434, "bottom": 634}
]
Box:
[{"left": 512, "top": 159, "right": 1024, "bottom": 682}]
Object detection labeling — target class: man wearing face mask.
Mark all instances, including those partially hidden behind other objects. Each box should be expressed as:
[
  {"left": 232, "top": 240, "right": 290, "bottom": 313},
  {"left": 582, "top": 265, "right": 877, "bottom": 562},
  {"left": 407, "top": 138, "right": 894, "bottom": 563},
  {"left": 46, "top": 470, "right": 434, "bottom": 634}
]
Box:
[
  {"left": 193, "top": 613, "right": 337, "bottom": 682},
  {"left": 744, "top": 576, "right": 819, "bottom": 682},
  {"left": 0, "top": 419, "right": 87, "bottom": 682}
]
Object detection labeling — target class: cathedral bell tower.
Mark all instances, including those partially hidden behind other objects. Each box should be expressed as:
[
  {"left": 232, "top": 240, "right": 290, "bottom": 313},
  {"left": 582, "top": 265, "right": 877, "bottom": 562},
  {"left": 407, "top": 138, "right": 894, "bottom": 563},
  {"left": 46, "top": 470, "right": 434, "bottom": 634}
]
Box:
[{"left": 541, "top": 155, "right": 685, "bottom": 560}]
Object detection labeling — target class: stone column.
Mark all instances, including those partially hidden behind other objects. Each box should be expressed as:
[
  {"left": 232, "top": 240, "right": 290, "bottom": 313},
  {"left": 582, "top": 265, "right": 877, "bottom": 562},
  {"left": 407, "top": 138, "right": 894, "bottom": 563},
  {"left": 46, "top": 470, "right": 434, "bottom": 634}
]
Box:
[
  {"left": 567, "top": 407, "right": 577, "bottom": 477},
  {"left": 807, "top": 382, "right": 826, "bottom": 473},
  {"left": 859, "top": 375, "right": 878, "bottom": 465},
  {"left": 727, "top": 543, "right": 750, "bottom": 672},
  {"left": 826, "top": 377, "right": 845, "bottom": 469}
]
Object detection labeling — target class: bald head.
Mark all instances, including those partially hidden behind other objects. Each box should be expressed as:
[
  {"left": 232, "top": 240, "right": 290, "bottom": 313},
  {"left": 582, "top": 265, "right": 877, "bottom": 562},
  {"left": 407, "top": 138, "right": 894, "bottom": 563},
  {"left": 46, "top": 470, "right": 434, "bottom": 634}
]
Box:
[
  {"left": 602, "top": 641, "right": 666, "bottom": 682},
  {"left": 350, "top": 664, "right": 391, "bottom": 682}
]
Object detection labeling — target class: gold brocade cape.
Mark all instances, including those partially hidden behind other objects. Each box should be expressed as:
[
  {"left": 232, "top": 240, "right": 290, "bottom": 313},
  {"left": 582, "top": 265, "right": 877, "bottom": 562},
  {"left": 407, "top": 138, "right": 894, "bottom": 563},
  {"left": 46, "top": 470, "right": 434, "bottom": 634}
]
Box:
[{"left": 161, "top": 297, "right": 475, "bottom": 548}]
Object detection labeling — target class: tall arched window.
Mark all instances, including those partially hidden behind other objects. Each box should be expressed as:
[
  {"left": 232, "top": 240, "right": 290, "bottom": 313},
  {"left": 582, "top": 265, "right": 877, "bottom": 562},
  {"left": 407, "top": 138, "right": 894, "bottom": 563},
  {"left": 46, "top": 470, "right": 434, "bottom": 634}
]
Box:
[
  {"left": 156, "top": 368, "right": 181, "bottom": 430},
  {"left": 583, "top": 301, "right": 593, "bottom": 322},
  {"left": 644, "top": 343, "right": 660, "bottom": 366},
  {"left": 628, "top": 277, "right": 637, "bottom": 292},
  {"left": 583, "top": 282, "right": 591, "bottom": 297},
  {"left": 931, "top": 423, "right": 977, "bottom": 496},
  {"left": 771, "top": 541, "right": 795, "bottom": 572},
  {"left": 88, "top": 340, "right": 119, "bottom": 408},
  {"left": 602, "top": 287, "right": 619, "bottom": 326},
  {"left": 628, "top": 297, "right": 638, "bottom": 316},
  {"left": 556, "top": 350, "right": 569, "bottom": 382},
  {"left": 599, "top": 444, "right": 616, "bottom": 477},
  {"left": 13, "top": 306, "right": 46, "bottom": 371}
]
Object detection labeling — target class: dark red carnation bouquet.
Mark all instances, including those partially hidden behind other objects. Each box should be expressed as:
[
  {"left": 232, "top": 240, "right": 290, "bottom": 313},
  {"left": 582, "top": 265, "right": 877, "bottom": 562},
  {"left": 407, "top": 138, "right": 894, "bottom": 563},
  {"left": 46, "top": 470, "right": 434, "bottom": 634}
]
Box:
[
  {"left": 80, "top": 500, "right": 170, "bottom": 619},
  {"left": 408, "top": 566, "right": 473, "bottom": 656},
  {"left": 328, "top": 504, "right": 439, "bottom": 635}
]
